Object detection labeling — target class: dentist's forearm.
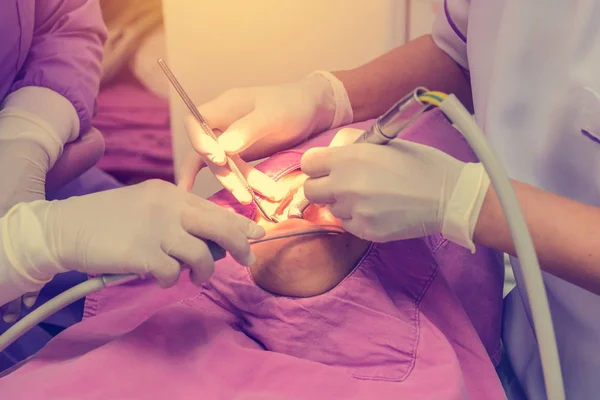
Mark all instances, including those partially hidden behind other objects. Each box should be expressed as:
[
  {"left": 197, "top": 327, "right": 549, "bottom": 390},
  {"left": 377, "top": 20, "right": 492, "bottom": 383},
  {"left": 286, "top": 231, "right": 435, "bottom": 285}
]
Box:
[
  {"left": 474, "top": 180, "right": 600, "bottom": 294},
  {"left": 333, "top": 35, "right": 473, "bottom": 122}
]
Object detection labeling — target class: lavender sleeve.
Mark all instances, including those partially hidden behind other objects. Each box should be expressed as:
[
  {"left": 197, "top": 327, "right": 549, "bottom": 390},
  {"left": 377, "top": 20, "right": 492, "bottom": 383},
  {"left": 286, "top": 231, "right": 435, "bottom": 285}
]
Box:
[
  {"left": 9, "top": 0, "right": 107, "bottom": 134},
  {"left": 431, "top": 0, "right": 470, "bottom": 72}
]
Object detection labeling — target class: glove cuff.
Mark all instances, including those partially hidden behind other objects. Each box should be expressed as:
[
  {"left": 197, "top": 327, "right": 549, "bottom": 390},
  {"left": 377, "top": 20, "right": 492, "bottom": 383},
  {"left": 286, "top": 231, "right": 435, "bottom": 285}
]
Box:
[
  {"left": 0, "top": 107, "right": 63, "bottom": 167},
  {"left": 2, "top": 87, "right": 80, "bottom": 144},
  {"left": 442, "top": 163, "right": 491, "bottom": 253},
  {"left": 1, "top": 201, "right": 66, "bottom": 285},
  {"left": 306, "top": 71, "right": 354, "bottom": 129}
]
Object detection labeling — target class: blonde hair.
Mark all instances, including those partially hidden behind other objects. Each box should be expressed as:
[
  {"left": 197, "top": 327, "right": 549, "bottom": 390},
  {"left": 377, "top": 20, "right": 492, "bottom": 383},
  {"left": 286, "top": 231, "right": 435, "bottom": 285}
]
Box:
[{"left": 100, "top": 0, "right": 163, "bottom": 85}]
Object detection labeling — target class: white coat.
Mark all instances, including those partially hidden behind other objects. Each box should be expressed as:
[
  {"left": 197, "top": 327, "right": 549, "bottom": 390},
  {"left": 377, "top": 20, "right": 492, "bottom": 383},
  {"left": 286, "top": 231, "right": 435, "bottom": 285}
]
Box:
[{"left": 433, "top": 1, "right": 600, "bottom": 398}]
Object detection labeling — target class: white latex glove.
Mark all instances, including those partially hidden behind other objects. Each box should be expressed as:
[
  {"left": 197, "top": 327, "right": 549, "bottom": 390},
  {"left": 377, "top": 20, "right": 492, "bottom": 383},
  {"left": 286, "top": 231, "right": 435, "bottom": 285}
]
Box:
[
  {"left": 0, "top": 86, "right": 79, "bottom": 322},
  {"left": 300, "top": 128, "right": 491, "bottom": 251},
  {"left": 0, "top": 87, "right": 79, "bottom": 216},
  {"left": 180, "top": 71, "right": 353, "bottom": 204},
  {"left": 0, "top": 179, "right": 265, "bottom": 308}
]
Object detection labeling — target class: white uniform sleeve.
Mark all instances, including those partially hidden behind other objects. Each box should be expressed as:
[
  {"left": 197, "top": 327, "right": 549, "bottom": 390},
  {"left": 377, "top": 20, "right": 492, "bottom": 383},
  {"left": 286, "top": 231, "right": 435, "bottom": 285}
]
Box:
[{"left": 431, "top": 0, "right": 471, "bottom": 71}]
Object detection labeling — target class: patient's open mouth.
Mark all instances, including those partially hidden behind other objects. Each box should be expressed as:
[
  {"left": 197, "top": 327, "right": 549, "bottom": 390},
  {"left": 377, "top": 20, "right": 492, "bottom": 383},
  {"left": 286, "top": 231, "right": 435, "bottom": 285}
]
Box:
[
  {"left": 257, "top": 169, "right": 330, "bottom": 227},
  {"left": 271, "top": 176, "right": 308, "bottom": 222}
]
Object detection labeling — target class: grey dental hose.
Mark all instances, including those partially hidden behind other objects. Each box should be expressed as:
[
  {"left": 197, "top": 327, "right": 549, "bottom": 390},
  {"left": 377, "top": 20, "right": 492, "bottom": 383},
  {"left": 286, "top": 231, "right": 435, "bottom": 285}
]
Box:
[
  {"left": 438, "top": 95, "right": 565, "bottom": 400},
  {"left": 0, "top": 274, "right": 137, "bottom": 354},
  {"left": 0, "top": 227, "right": 343, "bottom": 352}
]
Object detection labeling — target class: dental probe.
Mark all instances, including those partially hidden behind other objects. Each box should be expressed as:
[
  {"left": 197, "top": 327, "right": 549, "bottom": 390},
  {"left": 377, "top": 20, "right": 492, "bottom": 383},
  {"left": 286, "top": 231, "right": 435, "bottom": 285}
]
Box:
[
  {"left": 287, "top": 87, "right": 433, "bottom": 219},
  {"left": 192, "top": 228, "right": 345, "bottom": 259},
  {"left": 0, "top": 228, "right": 343, "bottom": 352},
  {"left": 157, "top": 59, "right": 277, "bottom": 223}
]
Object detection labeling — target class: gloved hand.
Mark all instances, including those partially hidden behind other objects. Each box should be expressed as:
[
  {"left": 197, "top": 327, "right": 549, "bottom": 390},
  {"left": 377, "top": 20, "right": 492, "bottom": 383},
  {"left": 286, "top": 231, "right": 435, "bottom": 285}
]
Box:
[
  {"left": 0, "top": 87, "right": 79, "bottom": 216},
  {"left": 2, "top": 127, "right": 107, "bottom": 322},
  {"left": 180, "top": 71, "right": 354, "bottom": 203},
  {"left": 0, "top": 179, "right": 265, "bottom": 308},
  {"left": 300, "top": 128, "right": 491, "bottom": 251},
  {"left": 0, "top": 87, "right": 80, "bottom": 322},
  {"left": 0, "top": 136, "right": 49, "bottom": 321}
]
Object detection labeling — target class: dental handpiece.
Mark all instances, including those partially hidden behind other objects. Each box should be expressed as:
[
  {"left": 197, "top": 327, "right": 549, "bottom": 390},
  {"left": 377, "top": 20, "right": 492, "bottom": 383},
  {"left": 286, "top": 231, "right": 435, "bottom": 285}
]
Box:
[
  {"left": 287, "top": 87, "right": 433, "bottom": 219},
  {"left": 354, "top": 86, "right": 431, "bottom": 145},
  {"left": 157, "top": 59, "right": 277, "bottom": 223}
]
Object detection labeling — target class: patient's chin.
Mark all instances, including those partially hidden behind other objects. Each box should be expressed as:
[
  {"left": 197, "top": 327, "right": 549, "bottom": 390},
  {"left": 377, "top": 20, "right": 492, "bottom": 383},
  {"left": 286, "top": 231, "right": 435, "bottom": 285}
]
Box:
[{"left": 249, "top": 232, "right": 369, "bottom": 298}]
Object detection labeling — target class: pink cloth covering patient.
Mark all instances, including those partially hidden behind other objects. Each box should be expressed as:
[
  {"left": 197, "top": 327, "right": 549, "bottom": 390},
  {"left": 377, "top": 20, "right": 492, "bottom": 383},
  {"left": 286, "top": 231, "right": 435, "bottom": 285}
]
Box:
[{"left": 0, "top": 110, "right": 507, "bottom": 400}]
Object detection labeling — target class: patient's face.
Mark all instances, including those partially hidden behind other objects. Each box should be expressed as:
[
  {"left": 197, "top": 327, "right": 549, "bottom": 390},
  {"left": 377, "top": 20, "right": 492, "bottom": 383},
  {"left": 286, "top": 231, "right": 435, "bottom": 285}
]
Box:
[{"left": 249, "top": 170, "right": 370, "bottom": 298}]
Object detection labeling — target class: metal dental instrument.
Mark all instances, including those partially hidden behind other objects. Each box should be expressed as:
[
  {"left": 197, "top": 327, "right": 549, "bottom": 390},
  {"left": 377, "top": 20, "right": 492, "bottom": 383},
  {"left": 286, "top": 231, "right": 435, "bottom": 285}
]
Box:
[
  {"left": 288, "top": 87, "right": 433, "bottom": 219},
  {"left": 248, "top": 225, "right": 343, "bottom": 245},
  {"left": 157, "top": 59, "right": 278, "bottom": 223}
]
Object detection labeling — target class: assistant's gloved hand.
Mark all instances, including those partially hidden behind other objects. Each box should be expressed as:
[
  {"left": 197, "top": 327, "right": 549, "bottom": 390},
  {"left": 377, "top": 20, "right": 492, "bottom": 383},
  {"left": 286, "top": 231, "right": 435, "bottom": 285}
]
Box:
[
  {"left": 300, "top": 128, "right": 491, "bottom": 251},
  {"left": 180, "top": 71, "right": 353, "bottom": 203},
  {"left": 0, "top": 180, "right": 265, "bottom": 308},
  {"left": 0, "top": 86, "right": 80, "bottom": 322},
  {"left": 0, "top": 87, "right": 80, "bottom": 216}
]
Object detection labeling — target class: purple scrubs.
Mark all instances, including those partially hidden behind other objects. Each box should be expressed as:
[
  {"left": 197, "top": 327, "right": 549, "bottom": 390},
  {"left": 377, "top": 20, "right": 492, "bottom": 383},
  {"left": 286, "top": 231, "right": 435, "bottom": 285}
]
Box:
[
  {"left": 0, "top": 0, "right": 106, "bottom": 133},
  {"left": 0, "top": 0, "right": 114, "bottom": 371}
]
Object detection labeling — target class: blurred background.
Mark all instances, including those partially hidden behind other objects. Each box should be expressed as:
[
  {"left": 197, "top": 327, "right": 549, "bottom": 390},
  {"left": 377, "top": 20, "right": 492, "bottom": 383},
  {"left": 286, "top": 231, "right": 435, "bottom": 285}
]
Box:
[{"left": 95, "top": 0, "right": 442, "bottom": 196}]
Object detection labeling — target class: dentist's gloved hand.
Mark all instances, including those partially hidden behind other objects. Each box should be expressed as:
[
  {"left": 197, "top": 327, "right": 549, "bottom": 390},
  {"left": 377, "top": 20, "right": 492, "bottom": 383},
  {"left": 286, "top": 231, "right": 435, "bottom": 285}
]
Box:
[
  {"left": 301, "top": 128, "right": 491, "bottom": 251},
  {"left": 0, "top": 180, "right": 265, "bottom": 308},
  {"left": 180, "top": 71, "right": 353, "bottom": 203}
]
